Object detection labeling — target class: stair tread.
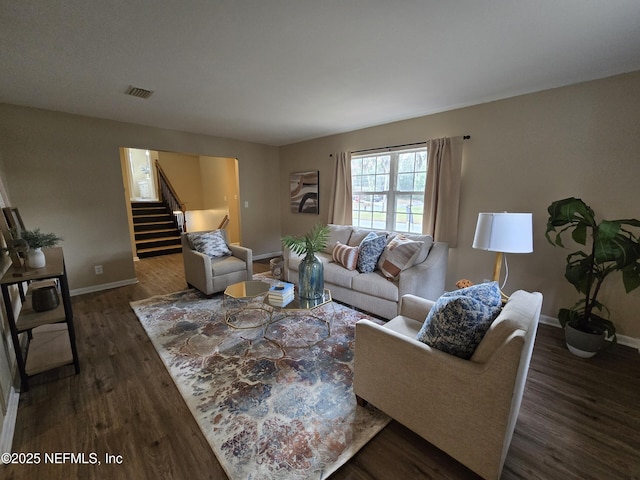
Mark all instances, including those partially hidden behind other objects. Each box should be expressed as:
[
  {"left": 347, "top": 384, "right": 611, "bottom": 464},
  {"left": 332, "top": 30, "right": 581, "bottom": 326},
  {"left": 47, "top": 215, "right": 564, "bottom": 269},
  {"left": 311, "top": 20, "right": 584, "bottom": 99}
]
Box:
[
  {"left": 137, "top": 245, "right": 183, "bottom": 253},
  {"left": 136, "top": 228, "right": 180, "bottom": 234},
  {"left": 133, "top": 220, "right": 176, "bottom": 226},
  {"left": 136, "top": 236, "right": 181, "bottom": 244},
  {"left": 131, "top": 201, "right": 182, "bottom": 259}
]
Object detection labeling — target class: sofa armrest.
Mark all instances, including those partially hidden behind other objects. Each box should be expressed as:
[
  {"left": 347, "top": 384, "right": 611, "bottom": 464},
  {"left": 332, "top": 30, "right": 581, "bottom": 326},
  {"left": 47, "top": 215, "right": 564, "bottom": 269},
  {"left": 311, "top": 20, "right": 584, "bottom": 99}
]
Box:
[
  {"left": 399, "top": 294, "right": 436, "bottom": 320},
  {"left": 398, "top": 242, "right": 448, "bottom": 301},
  {"left": 182, "top": 246, "right": 212, "bottom": 292},
  {"left": 229, "top": 244, "right": 252, "bottom": 263},
  {"left": 229, "top": 244, "right": 253, "bottom": 278}
]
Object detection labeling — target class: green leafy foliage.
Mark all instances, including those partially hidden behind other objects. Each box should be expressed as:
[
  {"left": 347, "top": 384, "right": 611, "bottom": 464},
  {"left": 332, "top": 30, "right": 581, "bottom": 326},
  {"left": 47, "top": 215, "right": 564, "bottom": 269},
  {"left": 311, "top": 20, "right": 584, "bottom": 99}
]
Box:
[
  {"left": 281, "top": 224, "right": 330, "bottom": 256},
  {"left": 546, "top": 197, "right": 640, "bottom": 340},
  {"left": 18, "top": 228, "right": 63, "bottom": 249}
]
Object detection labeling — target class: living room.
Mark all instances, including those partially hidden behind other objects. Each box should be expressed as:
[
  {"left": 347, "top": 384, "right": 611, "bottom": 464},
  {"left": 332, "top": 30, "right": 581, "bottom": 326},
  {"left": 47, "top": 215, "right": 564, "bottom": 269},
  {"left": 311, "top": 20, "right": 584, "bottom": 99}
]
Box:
[
  {"left": 2, "top": 71, "right": 639, "bottom": 345},
  {"left": 1, "top": 2, "right": 639, "bottom": 479}
]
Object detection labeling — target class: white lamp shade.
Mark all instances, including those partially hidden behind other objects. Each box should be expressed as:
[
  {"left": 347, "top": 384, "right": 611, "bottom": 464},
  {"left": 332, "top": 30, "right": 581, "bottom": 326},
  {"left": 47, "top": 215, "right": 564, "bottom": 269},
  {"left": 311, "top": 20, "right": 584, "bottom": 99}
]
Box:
[{"left": 473, "top": 212, "right": 533, "bottom": 253}]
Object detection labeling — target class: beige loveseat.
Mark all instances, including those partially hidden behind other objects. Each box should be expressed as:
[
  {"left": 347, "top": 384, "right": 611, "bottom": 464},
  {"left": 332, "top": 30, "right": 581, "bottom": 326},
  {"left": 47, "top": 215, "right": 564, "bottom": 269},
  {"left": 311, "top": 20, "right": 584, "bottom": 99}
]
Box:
[
  {"left": 284, "top": 224, "right": 448, "bottom": 319},
  {"left": 354, "top": 290, "right": 543, "bottom": 480}
]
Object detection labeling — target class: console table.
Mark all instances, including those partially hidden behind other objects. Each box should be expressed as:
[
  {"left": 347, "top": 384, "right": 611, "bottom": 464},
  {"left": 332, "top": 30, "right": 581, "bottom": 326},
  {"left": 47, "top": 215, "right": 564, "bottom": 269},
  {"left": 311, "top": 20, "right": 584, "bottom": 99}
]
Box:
[{"left": 0, "top": 247, "right": 80, "bottom": 392}]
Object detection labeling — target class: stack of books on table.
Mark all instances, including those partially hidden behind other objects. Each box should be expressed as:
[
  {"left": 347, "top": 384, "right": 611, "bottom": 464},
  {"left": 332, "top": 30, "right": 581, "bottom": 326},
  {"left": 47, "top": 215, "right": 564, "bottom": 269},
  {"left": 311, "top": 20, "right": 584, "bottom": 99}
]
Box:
[{"left": 268, "top": 282, "right": 295, "bottom": 307}]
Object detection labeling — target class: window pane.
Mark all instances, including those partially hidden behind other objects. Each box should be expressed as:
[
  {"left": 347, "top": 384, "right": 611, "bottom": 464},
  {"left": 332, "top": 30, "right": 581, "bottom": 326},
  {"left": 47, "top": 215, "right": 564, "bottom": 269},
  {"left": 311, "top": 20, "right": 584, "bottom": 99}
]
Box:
[
  {"left": 397, "top": 173, "right": 415, "bottom": 191},
  {"left": 414, "top": 171, "right": 426, "bottom": 191},
  {"left": 351, "top": 158, "right": 362, "bottom": 176},
  {"left": 393, "top": 193, "right": 425, "bottom": 233},
  {"left": 376, "top": 156, "right": 390, "bottom": 174},
  {"left": 398, "top": 153, "right": 415, "bottom": 173},
  {"left": 362, "top": 157, "right": 376, "bottom": 174},
  {"left": 375, "top": 174, "right": 389, "bottom": 191},
  {"left": 360, "top": 174, "right": 373, "bottom": 190}
]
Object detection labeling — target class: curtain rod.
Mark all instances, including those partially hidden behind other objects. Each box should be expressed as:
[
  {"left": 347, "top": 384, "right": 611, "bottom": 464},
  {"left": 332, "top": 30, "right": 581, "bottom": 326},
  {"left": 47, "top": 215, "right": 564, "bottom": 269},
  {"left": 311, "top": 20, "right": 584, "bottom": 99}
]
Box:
[{"left": 345, "top": 135, "right": 471, "bottom": 156}]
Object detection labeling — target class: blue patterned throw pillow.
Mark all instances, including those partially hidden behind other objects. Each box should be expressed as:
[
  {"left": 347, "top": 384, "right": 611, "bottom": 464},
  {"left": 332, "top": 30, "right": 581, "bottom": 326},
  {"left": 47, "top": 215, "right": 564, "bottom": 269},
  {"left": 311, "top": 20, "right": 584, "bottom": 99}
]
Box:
[
  {"left": 356, "top": 232, "right": 387, "bottom": 273},
  {"left": 188, "top": 230, "right": 232, "bottom": 258},
  {"left": 442, "top": 281, "right": 503, "bottom": 307},
  {"left": 416, "top": 282, "right": 502, "bottom": 359}
]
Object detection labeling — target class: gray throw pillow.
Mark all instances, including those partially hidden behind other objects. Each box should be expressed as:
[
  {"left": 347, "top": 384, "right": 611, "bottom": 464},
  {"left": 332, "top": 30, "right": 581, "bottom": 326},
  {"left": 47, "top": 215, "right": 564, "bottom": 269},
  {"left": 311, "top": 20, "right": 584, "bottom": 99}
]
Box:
[{"left": 188, "top": 230, "right": 231, "bottom": 258}]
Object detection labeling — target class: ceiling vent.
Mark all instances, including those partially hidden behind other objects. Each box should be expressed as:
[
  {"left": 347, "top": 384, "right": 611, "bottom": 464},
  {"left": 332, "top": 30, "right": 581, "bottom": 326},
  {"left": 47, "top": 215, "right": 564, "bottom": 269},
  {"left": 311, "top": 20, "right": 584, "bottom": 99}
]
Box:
[{"left": 125, "top": 86, "right": 154, "bottom": 99}]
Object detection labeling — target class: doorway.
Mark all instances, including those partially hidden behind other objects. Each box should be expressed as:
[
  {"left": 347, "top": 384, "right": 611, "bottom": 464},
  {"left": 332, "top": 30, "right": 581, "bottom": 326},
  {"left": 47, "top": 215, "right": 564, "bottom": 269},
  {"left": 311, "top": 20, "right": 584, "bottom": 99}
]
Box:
[
  {"left": 127, "top": 148, "right": 158, "bottom": 201},
  {"left": 119, "top": 147, "right": 242, "bottom": 260}
]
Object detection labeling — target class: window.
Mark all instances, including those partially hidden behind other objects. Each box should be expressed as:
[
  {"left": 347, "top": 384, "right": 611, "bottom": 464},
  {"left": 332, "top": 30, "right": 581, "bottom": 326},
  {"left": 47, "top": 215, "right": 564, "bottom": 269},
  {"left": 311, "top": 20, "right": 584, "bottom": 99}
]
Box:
[{"left": 351, "top": 147, "right": 427, "bottom": 233}]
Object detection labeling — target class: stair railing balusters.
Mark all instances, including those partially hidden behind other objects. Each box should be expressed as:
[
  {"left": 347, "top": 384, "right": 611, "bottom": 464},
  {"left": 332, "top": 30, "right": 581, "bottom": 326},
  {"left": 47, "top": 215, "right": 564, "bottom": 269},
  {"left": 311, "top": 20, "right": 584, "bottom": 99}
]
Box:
[{"left": 155, "top": 160, "right": 187, "bottom": 232}]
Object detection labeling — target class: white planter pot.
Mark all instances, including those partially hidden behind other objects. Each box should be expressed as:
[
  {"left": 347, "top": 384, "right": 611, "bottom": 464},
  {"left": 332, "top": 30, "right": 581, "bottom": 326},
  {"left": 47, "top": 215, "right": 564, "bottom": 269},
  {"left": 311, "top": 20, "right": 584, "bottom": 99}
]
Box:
[
  {"left": 27, "top": 247, "right": 46, "bottom": 269},
  {"left": 564, "top": 323, "right": 605, "bottom": 358}
]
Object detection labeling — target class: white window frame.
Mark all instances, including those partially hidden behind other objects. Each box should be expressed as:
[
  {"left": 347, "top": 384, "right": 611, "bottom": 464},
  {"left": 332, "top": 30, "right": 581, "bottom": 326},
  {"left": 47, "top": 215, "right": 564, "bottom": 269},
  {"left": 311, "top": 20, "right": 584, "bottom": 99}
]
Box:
[{"left": 351, "top": 146, "right": 427, "bottom": 234}]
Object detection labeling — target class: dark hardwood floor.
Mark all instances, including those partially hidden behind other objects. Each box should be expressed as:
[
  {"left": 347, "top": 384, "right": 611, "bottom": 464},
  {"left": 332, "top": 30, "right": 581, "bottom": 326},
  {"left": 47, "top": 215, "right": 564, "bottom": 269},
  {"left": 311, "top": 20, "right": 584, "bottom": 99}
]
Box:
[{"left": 4, "top": 253, "right": 640, "bottom": 479}]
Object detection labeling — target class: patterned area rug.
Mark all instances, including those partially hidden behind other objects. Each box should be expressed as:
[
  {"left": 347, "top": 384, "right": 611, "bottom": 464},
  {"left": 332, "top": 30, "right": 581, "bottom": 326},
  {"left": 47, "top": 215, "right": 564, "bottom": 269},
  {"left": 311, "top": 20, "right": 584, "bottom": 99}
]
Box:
[{"left": 130, "top": 277, "right": 390, "bottom": 480}]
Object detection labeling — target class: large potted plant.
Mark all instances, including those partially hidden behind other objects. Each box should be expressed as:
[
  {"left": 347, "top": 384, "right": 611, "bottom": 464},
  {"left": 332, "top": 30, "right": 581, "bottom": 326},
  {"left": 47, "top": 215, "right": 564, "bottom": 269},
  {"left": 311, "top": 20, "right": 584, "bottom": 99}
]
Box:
[
  {"left": 282, "top": 224, "right": 330, "bottom": 300},
  {"left": 545, "top": 197, "right": 640, "bottom": 357}
]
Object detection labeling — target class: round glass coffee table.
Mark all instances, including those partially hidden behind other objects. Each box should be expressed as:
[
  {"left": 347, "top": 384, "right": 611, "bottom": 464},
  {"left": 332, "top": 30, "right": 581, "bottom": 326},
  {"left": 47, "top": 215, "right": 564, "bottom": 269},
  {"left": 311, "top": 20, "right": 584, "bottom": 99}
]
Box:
[
  {"left": 263, "top": 288, "right": 335, "bottom": 349},
  {"left": 223, "top": 280, "right": 271, "bottom": 330}
]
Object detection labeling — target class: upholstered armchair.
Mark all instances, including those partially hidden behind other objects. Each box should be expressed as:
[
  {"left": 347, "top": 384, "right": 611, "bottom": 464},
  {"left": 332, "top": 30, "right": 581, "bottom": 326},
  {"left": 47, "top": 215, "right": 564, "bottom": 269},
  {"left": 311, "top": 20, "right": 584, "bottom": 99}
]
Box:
[
  {"left": 354, "top": 290, "right": 543, "bottom": 480},
  {"left": 181, "top": 230, "right": 253, "bottom": 295}
]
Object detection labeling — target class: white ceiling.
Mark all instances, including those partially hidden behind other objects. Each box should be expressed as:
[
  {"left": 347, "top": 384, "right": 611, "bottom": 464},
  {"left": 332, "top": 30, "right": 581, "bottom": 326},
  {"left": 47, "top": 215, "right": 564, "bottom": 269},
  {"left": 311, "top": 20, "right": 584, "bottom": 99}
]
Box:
[{"left": 2, "top": 1, "right": 640, "bottom": 146}]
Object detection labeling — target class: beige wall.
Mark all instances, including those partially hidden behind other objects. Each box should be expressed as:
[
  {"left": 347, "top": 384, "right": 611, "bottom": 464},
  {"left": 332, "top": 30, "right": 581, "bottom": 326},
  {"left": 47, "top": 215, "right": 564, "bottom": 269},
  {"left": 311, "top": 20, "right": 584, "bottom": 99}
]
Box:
[
  {"left": 157, "top": 151, "right": 204, "bottom": 210},
  {"left": 157, "top": 153, "right": 241, "bottom": 243},
  {"left": 0, "top": 104, "right": 282, "bottom": 292},
  {"left": 279, "top": 71, "right": 640, "bottom": 339}
]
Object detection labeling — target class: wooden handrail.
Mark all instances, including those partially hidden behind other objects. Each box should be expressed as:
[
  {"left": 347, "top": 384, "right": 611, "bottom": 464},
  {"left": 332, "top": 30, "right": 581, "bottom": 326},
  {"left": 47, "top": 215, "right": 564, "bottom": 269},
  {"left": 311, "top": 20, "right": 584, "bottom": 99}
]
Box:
[{"left": 155, "top": 160, "right": 187, "bottom": 232}]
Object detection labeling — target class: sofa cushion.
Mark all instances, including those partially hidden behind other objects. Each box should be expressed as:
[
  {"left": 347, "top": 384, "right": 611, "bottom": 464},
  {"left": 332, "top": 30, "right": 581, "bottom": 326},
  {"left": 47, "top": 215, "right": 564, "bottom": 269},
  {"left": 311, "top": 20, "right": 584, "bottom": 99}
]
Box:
[
  {"left": 377, "top": 234, "right": 424, "bottom": 279},
  {"left": 348, "top": 228, "right": 386, "bottom": 247},
  {"left": 356, "top": 232, "right": 387, "bottom": 273},
  {"left": 332, "top": 241, "right": 359, "bottom": 270},
  {"left": 352, "top": 272, "right": 399, "bottom": 302},
  {"left": 288, "top": 251, "right": 332, "bottom": 272},
  {"left": 324, "top": 261, "right": 360, "bottom": 288},
  {"left": 415, "top": 282, "right": 502, "bottom": 359},
  {"left": 210, "top": 255, "right": 247, "bottom": 276},
  {"left": 188, "top": 230, "right": 231, "bottom": 258},
  {"left": 324, "top": 224, "right": 353, "bottom": 254}
]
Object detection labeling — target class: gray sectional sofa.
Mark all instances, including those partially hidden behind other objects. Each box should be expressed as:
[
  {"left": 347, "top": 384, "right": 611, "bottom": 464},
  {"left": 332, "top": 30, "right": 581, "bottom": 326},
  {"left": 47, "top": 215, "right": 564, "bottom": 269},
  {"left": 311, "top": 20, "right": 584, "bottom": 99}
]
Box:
[{"left": 284, "top": 224, "right": 448, "bottom": 319}]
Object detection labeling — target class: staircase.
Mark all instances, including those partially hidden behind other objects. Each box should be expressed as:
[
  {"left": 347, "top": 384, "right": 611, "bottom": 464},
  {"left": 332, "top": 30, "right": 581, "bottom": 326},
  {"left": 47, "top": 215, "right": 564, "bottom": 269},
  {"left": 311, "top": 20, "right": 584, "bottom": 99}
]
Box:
[{"left": 131, "top": 201, "right": 182, "bottom": 258}]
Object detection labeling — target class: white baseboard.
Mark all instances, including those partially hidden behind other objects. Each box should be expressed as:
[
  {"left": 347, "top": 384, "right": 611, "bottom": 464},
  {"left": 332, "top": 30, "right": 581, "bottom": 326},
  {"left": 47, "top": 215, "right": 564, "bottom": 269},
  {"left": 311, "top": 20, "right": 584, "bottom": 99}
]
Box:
[
  {"left": 70, "top": 278, "right": 138, "bottom": 297},
  {"left": 0, "top": 386, "right": 19, "bottom": 454},
  {"left": 539, "top": 314, "right": 640, "bottom": 353}
]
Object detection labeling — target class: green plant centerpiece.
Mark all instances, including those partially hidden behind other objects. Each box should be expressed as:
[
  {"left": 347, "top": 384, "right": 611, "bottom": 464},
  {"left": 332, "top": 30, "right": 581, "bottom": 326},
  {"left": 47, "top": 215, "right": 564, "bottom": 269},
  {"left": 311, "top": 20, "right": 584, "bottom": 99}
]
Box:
[
  {"left": 282, "top": 224, "right": 330, "bottom": 300},
  {"left": 18, "top": 228, "right": 63, "bottom": 269},
  {"left": 545, "top": 197, "right": 640, "bottom": 357},
  {"left": 19, "top": 228, "right": 63, "bottom": 249}
]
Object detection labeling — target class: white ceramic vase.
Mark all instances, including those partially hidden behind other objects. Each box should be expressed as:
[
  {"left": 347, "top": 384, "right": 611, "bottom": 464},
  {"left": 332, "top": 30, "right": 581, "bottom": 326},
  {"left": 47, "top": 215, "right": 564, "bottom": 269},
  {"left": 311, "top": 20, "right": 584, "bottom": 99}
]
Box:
[{"left": 27, "top": 247, "right": 46, "bottom": 269}]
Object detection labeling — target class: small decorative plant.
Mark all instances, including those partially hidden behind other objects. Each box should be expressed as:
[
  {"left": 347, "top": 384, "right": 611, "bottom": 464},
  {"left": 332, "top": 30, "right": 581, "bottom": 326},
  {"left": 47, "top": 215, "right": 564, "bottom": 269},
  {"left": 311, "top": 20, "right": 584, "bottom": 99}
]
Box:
[
  {"left": 282, "top": 224, "right": 330, "bottom": 257},
  {"left": 19, "top": 228, "right": 63, "bottom": 250},
  {"left": 282, "top": 224, "right": 330, "bottom": 300},
  {"left": 545, "top": 197, "right": 640, "bottom": 343}
]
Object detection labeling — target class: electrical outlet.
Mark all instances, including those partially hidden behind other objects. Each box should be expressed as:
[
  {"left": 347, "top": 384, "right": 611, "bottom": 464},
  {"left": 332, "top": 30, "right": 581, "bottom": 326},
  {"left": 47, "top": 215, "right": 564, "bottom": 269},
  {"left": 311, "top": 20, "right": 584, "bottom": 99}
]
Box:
[{"left": 94, "top": 265, "right": 103, "bottom": 275}]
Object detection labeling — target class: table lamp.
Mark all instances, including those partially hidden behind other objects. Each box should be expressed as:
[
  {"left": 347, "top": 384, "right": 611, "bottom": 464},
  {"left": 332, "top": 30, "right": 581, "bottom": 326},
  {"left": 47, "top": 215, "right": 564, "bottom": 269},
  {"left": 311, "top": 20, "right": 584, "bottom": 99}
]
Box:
[{"left": 472, "top": 212, "right": 533, "bottom": 287}]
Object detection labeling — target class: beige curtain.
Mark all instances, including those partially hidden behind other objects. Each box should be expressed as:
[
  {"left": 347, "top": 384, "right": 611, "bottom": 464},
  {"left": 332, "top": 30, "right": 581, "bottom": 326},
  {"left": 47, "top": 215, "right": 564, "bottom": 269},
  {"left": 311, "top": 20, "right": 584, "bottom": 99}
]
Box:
[
  {"left": 328, "top": 151, "right": 352, "bottom": 225},
  {"left": 423, "top": 136, "right": 463, "bottom": 247}
]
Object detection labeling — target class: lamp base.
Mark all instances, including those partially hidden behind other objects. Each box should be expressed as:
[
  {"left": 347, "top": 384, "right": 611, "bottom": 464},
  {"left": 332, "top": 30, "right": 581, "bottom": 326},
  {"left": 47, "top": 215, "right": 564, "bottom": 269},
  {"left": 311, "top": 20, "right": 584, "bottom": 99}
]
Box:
[{"left": 492, "top": 252, "right": 509, "bottom": 303}]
